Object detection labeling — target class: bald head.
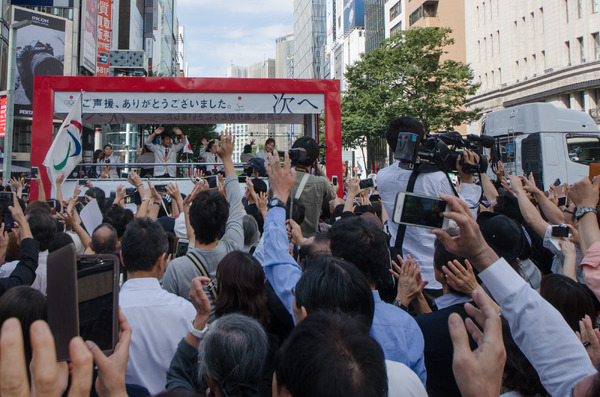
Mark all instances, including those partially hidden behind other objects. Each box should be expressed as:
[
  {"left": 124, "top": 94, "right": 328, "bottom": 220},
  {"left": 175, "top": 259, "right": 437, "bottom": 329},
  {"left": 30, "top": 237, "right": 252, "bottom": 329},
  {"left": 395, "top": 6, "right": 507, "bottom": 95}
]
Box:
[{"left": 91, "top": 223, "right": 118, "bottom": 254}]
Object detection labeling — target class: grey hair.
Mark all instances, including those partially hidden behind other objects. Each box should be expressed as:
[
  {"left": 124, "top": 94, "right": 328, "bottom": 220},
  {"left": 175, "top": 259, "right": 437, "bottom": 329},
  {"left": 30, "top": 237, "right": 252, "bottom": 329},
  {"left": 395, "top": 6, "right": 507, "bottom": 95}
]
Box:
[
  {"left": 198, "top": 313, "right": 268, "bottom": 396},
  {"left": 242, "top": 215, "right": 260, "bottom": 248}
]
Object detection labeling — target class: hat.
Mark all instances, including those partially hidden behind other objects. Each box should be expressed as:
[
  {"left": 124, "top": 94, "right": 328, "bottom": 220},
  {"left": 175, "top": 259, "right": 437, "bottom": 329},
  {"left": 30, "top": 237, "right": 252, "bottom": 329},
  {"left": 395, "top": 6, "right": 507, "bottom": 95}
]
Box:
[
  {"left": 476, "top": 212, "right": 525, "bottom": 262},
  {"left": 248, "top": 158, "right": 267, "bottom": 177}
]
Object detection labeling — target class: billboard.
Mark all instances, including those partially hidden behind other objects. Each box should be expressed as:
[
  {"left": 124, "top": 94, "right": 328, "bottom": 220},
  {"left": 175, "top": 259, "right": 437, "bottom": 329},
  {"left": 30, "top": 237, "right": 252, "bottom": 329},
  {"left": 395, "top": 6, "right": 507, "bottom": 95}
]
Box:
[
  {"left": 13, "top": 7, "right": 68, "bottom": 117},
  {"left": 0, "top": 96, "right": 6, "bottom": 138},
  {"left": 343, "top": 0, "right": 365, "bottom": 35},
  {"left": 11, "top": 0, "right": 73, "bottom": 6},
  {"left": 96, "top": 0, "right": 111, "bottom": 76},
  {"left": 80, "top": 0, "right": 98, "bottom": 73}
]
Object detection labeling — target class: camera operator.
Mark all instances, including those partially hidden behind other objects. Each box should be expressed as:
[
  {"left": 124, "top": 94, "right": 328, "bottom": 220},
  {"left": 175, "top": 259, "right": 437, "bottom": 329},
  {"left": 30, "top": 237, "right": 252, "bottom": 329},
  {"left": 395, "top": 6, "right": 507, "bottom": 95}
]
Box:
[
  {"left": 287, "top": 136, "right": 336, "bottom": 238},
  {"left": 377, "top": 116, "right": 482, "bottom": 301}
]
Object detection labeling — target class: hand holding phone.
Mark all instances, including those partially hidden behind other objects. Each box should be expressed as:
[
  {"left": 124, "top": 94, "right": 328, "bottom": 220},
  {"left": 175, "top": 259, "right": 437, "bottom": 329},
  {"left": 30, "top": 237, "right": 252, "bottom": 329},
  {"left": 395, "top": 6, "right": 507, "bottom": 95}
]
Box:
[{"left": 393, "top": 193, "right": 450, "bottom": 229}]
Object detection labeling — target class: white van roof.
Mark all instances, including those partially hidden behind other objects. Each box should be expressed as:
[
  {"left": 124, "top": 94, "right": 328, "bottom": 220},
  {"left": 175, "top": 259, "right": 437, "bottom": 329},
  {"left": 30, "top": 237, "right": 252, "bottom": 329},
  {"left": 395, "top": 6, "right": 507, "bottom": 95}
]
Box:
[{"left": 483, "top": 103, "right": 600, "bottom": 137}]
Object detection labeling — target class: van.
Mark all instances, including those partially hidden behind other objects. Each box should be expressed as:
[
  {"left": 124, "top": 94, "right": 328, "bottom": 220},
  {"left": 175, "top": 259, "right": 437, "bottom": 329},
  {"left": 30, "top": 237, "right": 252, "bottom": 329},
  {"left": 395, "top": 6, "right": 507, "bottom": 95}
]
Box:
[{"left": 481, "top": 103, "right": 600, "bottom": 190}]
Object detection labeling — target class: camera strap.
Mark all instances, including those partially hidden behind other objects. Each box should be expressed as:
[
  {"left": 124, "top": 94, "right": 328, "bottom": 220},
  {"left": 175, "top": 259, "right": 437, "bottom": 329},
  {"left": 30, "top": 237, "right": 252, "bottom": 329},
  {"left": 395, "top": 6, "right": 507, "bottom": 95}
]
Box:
[
  {"left": 186, "top": 252, "right": 218, "bottom": 302},
  {"left": 393, "top": 169, "right": 420, "bottom": 256}
]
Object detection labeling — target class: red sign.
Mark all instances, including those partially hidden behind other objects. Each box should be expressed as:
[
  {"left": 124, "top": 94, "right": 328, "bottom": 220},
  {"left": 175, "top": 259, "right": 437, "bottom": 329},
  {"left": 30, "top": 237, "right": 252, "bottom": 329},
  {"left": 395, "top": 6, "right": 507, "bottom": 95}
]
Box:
[
  {"left": 96, "top": 0, "right": 111, "bottom": 76},
  {"left": 0, "top": 96, "right": 6, "bottom": 138}
]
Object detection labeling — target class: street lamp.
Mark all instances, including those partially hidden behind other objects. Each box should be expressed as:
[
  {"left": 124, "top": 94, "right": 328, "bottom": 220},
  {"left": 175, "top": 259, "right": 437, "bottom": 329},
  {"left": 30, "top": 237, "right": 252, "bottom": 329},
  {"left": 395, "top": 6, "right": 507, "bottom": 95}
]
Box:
[{"left": 3, "top": 17, "right": 32, "bottom": 184}]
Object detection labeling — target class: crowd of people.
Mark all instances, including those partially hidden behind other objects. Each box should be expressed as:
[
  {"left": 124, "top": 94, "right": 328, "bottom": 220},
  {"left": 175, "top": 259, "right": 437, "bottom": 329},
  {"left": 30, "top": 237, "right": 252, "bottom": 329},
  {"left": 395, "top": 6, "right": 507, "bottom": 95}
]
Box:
[{"left": 1, "top": 117, "right": 600, "bottom": 397}]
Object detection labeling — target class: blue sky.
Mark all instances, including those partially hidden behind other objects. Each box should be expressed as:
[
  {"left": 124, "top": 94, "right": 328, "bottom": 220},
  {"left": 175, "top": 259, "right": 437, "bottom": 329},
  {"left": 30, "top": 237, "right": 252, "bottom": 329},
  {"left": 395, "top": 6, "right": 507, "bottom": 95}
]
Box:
[{"left": 177, "top": 0, "right": 294, "bottom": 77}]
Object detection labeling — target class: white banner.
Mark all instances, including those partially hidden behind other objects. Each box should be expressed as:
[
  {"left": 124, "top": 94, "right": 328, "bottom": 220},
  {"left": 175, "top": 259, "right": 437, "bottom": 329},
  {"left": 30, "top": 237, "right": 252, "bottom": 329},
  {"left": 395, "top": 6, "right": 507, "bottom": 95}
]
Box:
[{"left": 54, "top": 92, "right": 325, "bottom": 115}]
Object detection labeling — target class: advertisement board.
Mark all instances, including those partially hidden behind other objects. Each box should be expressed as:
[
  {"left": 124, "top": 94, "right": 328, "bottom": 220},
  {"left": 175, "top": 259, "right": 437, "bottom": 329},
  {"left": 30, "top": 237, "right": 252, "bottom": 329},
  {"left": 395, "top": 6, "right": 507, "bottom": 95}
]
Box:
[
  {"left": 13, "top": 7, "right": 67, "bottom": 117},
  {"left": 0, "top": 96, "right": 6, "bottom": 137},
  {"left": 80, "top": 0, "right": 98, "bottom": 73},
  {"left": 96, "top": 0, "right": 111, "bottom": 76},
  {"left": 343, "top": 0, "right": 365, "bottom": 34},
  {"left": 11, "top": 0, "right": 73, "bottom": 7}
]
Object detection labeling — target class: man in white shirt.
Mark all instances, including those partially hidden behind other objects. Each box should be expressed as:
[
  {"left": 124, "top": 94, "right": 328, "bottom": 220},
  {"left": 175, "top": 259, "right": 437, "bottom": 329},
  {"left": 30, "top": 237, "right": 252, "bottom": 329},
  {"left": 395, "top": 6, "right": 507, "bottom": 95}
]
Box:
[
  {"left": 145, "top": 126, "right": 188, "bottom": 178},
  {"left": 119, "top": 218, "right": 196, "bottom": 395},
  {"left": 377, "top": 116, "right": 481, "bottom": 298}
]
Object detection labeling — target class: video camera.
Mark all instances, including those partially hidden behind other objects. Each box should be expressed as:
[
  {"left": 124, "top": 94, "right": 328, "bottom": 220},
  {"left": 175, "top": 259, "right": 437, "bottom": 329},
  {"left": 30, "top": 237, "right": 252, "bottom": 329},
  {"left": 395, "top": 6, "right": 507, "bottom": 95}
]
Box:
[{"left": 394, "top": 131, "right": 494, "bottom": 174}]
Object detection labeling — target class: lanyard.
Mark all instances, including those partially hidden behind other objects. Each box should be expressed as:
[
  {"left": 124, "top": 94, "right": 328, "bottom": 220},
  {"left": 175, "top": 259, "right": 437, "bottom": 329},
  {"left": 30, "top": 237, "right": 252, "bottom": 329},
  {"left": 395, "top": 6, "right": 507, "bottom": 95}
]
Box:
[{"left": 164, "top": 148, "right": 169, "bottom": 163}]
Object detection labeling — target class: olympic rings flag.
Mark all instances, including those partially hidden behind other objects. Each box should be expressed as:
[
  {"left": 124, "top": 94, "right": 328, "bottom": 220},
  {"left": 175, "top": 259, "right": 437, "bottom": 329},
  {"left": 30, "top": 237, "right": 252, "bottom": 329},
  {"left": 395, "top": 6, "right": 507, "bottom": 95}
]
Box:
[{"left": 43, "top": 93, "right": 83, "bottom": 186}]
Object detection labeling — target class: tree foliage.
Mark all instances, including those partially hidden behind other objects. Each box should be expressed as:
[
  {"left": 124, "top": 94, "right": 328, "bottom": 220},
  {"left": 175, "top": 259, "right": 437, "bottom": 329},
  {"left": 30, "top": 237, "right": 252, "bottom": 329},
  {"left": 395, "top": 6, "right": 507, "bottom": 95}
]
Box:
[{"left": 341, "top": 27, "right": 481, "bottom": 147}]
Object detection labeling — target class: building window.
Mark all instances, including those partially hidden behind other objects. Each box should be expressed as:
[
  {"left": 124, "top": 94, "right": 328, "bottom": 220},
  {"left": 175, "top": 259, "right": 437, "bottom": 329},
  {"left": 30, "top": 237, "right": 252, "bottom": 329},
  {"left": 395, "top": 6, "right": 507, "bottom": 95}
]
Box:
[
  {"left": 566, "top": 41, "right": 571, "bottom": 64},
  {"left": 540, "top": 7, "right": 544, "bottom": 34},
  {"left": 390, "top": 1, "right": 402, "bottom": 20},
  {"left": 593, "top": 32, "right": 600, "bottom": 60},
  {"left": 490, "top": 34, "right": 494, "bottom": 53},
  {"left": 578, "top": 36, "right": 584, "bottom": 62},
  {"left": 541, "top": 50, "right": 546, "bottom": 70},
  {"left": 390, "top": 20, "right": 402, "bottom": 36},
  {"left": 531, "top": 12, "right": 535, "bottom": 37},
  {"left": 565, "top": 0, "right": 570, "bottom": 22},
  {"left": 578, "top": 0, "right": 584, "bottom": 17},
  {"left": 497, "top": 30, "right": 501, "bottom": 53},
  {"left": 498, "top": 67, "right": 502, "bottom": 84},
  {"left": 594, "top": 0, "right": 599, "bottom": 13}
]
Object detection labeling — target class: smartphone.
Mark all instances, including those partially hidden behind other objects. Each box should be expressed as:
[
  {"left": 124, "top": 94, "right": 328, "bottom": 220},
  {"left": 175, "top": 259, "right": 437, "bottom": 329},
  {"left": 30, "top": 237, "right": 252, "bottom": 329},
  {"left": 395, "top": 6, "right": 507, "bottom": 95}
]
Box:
[
  {"left": 121, "top": 172, "right": 129, "bottom": 180},
  {"left": 0, "top": 192, "right": 13, "bottom": 232},
  {"left": 78, "top": 179, "right": 87, "bottom": 186},
  {"left": 124, "top": 196, "right": 134, "bottom": 204},
  {"left": 551, "top": 225, "right": 570, "bottom": 238},
  {"left": 557, "top": 196, "right": 567, "bottom": 207},
  {"left": 590, "top": 164, "right": 600, "bottom": 182},
  {"left": 238, "top": 176, "right": 247, "bottom": 183},
  {"left": 109, "top": 191, "right": 116, "bottom": 199},
  {"left": 47, "top": 245, "right": 120, "bottom": 361},
  {"left": 175, "top": 239, "right": 190, "bottom": 257},
  {"left": 125, "top": 187, "right": 136, "bottom": 196},
  {"left": 392, "top": 193, "right": 449, "bottom": 229},
  {"left": 31, "top": 166, "right": 39, "bottom": 178},
  {"left": 46, "top": 199, "right": 58, "bottom": 215},
  {"left": 155, "top": 184, "right": 168, "bottom": 194},
  {"left": 359, "top": 178, "right": 375, "bottom": 189},
  {"left": 332, "top": 175, "right": 338, "bottom": 185},
  {"left": 203, "top": 176, "right": 218, "bottom": 190}
]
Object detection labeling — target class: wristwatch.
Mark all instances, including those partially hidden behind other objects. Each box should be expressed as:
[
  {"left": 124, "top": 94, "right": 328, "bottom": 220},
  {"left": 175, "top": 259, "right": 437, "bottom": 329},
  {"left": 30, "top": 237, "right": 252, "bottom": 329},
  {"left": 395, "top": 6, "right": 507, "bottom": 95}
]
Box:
[
  {"left": 267, "top": 198, "right": 286, "bottom": 209},
  {"left": 188, "top": 321, "right": 209, "bottom": 338},
  {"left": 575, "top": 206, "right": 597, "bottom": 220}
]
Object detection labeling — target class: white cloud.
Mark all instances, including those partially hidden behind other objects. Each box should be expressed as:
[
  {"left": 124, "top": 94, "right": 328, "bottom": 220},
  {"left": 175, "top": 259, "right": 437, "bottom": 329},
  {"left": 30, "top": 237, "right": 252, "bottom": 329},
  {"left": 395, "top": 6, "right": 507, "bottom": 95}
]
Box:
[{"left": 177, "top": 3, "right": 294, "bottom": 77}]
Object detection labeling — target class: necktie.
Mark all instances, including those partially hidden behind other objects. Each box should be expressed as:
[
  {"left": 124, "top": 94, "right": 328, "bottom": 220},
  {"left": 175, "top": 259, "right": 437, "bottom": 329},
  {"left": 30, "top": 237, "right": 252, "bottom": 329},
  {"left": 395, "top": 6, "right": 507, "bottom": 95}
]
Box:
[
  {"left": 105, "top": 158, "right": 110, "bottom": 174},
  {"left": 164, "top": 148, "right": 169, "bottom": 163}
]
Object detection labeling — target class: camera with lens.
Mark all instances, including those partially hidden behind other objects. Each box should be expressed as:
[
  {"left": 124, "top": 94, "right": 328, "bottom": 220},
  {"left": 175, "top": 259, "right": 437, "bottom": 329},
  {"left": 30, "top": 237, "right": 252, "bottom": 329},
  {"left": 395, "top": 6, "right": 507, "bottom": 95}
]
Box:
[{"left": 394, "top": 131, "right": 494, "bottom": 174}]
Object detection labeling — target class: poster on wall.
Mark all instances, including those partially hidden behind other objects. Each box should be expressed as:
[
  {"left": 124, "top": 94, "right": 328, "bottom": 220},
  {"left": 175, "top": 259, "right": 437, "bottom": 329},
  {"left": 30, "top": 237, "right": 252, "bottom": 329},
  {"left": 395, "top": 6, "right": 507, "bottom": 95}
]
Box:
[
  {"left": 0, "top": 96, "right": 6, "bottom": 138},
  {"left": 96, "top": 0, "right": 111, "bottom": 76},
  {"left": 13, "top": 7, "right": 67, "bottom": 117},
  {"left": 80, "top": 0, "right": 98, "bottom": 74}
]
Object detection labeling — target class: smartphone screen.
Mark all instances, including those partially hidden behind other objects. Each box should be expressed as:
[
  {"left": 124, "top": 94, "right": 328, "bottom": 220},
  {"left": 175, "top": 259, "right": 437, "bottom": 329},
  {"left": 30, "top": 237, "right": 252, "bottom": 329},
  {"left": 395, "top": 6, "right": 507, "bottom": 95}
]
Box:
[
  {"left": 359, "top": 178, "right": 374, "bottom": 189},
  {"left": 31, "top": 166, "right": 39, "bottom": 178},
  {"left": 238, "top": 176, "right": 247, "bottom": 183},
  {"left": 393, "top": 193, "right": 447, "bottom": 229},
  {"left": 154, "top": 184, "right": 168, "bottom": 194},
  {"left": 203, "top": 176, "right": 218, "bottom": 189},
  {"left": 557, "top": 196, "right": 567, "bottom": 207},
  {"left": 0, "top": 192, "right": 13, "bottom": 232},
  {"left": 77, "top": 256, "right": 119, "bottom": 353},
  {"left": 175, "top": 239, "right": 189, "bottom": 257},
  {"left": 551, "top": 225, "right": 570, "bottom": 238},
  {"left": 332, "top": 176, "right": 338, "bottom": 185}
]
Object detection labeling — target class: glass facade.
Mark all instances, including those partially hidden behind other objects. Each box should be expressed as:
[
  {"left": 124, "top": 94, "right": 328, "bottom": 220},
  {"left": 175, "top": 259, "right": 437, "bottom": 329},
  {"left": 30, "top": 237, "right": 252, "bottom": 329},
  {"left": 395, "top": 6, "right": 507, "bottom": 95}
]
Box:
[
  {"left": 365, "top": 0, "right": 385, "bottom": 52},
  {"left": 293, "top": 0, "right": 326, "bottom": 78}
]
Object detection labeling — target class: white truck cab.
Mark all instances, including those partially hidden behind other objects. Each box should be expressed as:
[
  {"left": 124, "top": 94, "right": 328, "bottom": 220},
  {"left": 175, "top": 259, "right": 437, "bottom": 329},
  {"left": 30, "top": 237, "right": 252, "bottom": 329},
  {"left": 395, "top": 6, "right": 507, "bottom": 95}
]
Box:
[{"left": 482, "top": 103, "right": 600, "bottom": 190}]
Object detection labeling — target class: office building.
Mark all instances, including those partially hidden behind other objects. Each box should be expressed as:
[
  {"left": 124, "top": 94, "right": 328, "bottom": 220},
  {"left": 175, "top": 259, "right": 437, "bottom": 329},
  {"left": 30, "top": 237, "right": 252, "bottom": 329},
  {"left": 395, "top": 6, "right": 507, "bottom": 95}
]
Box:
[
  {"left": 465, "top": 0, "right": 600, "bottom": 132},
  {"left": 293, "top": 0, "right": 326, "bottom": 78}
]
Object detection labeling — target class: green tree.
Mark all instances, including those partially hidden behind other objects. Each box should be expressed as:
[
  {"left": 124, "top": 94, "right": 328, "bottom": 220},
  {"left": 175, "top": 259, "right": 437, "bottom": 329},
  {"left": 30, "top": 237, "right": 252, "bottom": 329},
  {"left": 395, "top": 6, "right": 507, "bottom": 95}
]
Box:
[{"left": 342, "top": 27, "right": 481, "bottom": 148}]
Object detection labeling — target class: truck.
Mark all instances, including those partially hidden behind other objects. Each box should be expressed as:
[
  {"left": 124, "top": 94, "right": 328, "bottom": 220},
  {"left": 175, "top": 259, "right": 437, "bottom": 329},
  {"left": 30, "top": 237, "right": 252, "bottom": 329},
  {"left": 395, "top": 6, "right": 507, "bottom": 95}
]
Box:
[{"left": 481, "top": 102, "right": 600, "bottom": 190}]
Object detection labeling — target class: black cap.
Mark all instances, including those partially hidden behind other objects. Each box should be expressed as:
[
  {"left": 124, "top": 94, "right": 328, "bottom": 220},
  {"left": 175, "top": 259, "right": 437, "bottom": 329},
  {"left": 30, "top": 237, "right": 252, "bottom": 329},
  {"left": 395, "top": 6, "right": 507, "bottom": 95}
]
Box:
[{"left": 477, "top": 212, "right": 525, "bottom": 262}]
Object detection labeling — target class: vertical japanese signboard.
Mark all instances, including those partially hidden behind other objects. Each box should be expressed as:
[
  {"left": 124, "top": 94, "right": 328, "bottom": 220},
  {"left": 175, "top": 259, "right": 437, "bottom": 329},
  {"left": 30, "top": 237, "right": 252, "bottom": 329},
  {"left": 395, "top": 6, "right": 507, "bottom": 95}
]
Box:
[
  {"left": 80, "top": 0, "right": 98, "bottom": 74},
  {"left": 96, "top": 0, "right": 111, "bottom": 76},
  {"left": 0, "top": 96, "right": 6, "bottom": 138}
]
